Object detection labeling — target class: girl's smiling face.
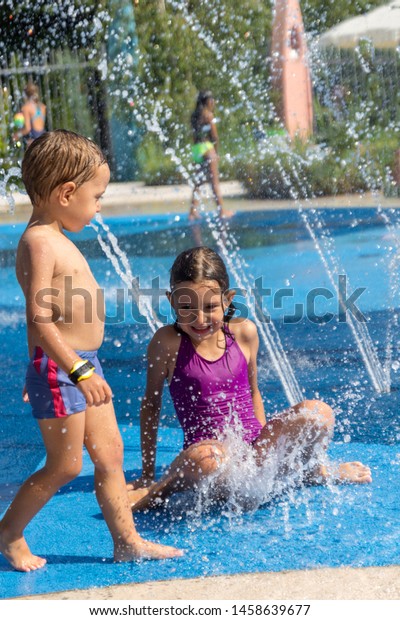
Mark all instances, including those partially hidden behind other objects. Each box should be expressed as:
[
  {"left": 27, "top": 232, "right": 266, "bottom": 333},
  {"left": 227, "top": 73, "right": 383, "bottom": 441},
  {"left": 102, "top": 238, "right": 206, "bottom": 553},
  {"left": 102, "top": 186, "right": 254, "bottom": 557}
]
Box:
[{"left": 168, "top": 280, "right": 233, "bottom": 341}]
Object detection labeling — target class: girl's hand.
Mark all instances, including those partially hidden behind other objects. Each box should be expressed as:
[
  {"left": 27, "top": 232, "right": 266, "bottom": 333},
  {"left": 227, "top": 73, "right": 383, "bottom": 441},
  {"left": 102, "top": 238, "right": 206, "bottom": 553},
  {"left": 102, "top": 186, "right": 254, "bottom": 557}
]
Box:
[{"left": 77, "top": 373, "right": 113, "bottom": 406}]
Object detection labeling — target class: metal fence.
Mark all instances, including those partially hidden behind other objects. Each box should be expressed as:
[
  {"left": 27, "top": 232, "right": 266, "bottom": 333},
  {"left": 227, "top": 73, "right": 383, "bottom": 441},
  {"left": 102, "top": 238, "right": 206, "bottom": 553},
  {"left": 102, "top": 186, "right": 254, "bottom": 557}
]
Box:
[
  {"left": 312, "top": 46, "right": 400, "bottom": 129},
  {"left": 0, "top": 47, "right": 112, "bottom": 162}
]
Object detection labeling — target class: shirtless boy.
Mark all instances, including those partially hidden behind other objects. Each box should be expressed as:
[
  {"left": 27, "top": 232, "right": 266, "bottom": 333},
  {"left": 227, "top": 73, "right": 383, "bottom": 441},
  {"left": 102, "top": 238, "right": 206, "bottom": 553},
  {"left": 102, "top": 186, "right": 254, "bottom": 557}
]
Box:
[{"left": 0, "top": 130, "right": 182, "bottom": 571}]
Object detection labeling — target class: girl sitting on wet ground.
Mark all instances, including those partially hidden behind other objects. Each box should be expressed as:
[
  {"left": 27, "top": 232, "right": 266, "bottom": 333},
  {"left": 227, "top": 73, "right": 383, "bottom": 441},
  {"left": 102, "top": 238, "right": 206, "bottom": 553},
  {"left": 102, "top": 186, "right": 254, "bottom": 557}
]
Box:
[{"left": 128, "top": 247, "right": 371, "bottom": 511}]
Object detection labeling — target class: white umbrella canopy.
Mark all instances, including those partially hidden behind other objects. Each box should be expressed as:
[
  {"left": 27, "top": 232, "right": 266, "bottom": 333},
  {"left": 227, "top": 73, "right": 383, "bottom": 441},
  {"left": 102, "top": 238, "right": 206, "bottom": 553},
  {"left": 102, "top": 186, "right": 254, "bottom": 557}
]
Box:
[{"left": 319, "top": 1, "right": 400, "bottom": 49}]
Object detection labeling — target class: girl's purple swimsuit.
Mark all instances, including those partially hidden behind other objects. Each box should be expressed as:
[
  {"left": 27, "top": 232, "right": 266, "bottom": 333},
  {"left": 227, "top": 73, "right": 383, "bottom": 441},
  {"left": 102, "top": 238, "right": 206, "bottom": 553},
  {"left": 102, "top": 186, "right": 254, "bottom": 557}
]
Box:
[{"left": 169, "top": 330, "right": 263, "bottom": 449}]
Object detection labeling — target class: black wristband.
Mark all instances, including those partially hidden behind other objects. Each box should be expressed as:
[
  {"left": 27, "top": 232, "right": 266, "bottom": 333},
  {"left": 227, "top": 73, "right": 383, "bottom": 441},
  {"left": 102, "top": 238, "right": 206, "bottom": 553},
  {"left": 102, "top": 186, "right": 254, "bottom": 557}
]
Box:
[{"left": 68, "top": 361, "right": 95, "bottom": 384}]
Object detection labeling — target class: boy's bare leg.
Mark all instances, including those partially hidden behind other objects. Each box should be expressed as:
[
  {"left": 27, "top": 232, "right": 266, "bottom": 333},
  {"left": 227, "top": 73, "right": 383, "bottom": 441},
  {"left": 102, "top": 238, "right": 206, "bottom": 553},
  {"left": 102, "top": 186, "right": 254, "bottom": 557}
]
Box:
[
  {"left": 128, "top": 440, "right": 227, "bottom": 512},
  {"left": 84, "top": 401, "right": 182, "bottom": 560},
  {"left": 253, "top": 400, "right": 372, "bottom": 484},
  {"left": 0, "top": 414, "right": 85, "bottom": 572}
]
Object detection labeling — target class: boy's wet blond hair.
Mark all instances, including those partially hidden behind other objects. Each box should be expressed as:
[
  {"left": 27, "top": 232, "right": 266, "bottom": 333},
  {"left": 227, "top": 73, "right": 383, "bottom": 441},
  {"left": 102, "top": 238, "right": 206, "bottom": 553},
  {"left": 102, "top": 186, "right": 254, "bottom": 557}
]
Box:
[{"left": 22, "top": 129, "right": 107, "bottom": 207}]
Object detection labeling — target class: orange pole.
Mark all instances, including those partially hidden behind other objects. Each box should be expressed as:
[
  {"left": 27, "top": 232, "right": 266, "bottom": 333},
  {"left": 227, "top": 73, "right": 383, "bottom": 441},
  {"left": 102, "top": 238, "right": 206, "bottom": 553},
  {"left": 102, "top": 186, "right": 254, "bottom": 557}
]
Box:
[{"left": 271, "top": 0, "right": 313, "bottom": 139}]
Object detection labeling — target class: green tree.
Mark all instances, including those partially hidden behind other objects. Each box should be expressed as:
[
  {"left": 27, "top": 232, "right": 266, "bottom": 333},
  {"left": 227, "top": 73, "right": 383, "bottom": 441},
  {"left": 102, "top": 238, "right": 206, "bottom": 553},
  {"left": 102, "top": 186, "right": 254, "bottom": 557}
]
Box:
[
  {"left": 133, "top": 0, "right": 274, "bottom": 182},
  {"left": 0, "top": 0, "right": 103, "bottom": 54}
]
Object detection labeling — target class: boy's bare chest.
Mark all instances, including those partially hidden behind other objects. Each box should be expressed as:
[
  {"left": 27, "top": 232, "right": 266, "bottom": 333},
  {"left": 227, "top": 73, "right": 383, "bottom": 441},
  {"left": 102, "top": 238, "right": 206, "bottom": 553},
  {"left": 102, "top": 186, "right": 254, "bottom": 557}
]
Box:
[{"left": 52, "top": 238, "right": 99, "bottom": 291}]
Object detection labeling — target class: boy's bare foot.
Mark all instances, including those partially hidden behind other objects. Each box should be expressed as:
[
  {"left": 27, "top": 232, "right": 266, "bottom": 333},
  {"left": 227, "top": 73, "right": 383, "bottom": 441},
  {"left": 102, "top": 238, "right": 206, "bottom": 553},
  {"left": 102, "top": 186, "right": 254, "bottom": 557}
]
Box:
[
  {"left": 320, "top": 461, "right": 372, "bottom": 484},
  {"left": 0, "top": 530, "right": 46, "bottom": 572},
  {"left": 114, "top": 536, "right": 183, "bottom": 562}
]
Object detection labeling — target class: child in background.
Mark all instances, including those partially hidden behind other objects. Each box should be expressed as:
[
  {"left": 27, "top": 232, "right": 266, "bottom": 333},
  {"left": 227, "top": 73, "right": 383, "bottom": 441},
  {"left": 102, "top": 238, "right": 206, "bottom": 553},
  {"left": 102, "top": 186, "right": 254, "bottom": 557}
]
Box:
[
  {"left": 14, "top": 82, "right": 46, "bottom": 147},
  {"left": 190, "top": 91, "right": 232, "bottom": 220},
  {"left": 0, "top": 130, "right": 182, "bottom": 572},
  {"left": 128, "top": 246, "right": 372, "bottom": 511}
]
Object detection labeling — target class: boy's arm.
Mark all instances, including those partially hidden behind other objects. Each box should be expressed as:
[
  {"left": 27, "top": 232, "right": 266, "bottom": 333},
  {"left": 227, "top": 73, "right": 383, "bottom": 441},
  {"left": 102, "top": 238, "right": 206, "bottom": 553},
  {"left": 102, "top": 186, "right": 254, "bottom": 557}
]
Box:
[
  {"left": 19, "top": 234, "right": 111, "bottom": 406},
  {"left": 140, "top": 333, "right": 169, "bottom": 483},
  {"left": 242, "top": 320, "right": 267, "bottom": 426}
]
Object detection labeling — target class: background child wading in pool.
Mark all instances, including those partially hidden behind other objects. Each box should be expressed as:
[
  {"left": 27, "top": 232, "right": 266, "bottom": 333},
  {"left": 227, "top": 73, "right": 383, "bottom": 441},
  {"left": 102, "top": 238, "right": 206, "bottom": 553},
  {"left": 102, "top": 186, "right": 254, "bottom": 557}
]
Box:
[
  {"left": 128, "top": 247, "right": 372, "bottom": 511},
  {"left": 0, "top": 130, "right": 182, "bottom": 572}
]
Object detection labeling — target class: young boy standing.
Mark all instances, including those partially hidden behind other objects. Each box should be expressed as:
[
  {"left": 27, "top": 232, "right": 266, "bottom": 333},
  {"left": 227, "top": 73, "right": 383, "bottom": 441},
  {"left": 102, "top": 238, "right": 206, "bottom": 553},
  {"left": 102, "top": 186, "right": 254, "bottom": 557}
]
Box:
[{"left": 0, "top": 130, "right": 182, "bottom": 571}]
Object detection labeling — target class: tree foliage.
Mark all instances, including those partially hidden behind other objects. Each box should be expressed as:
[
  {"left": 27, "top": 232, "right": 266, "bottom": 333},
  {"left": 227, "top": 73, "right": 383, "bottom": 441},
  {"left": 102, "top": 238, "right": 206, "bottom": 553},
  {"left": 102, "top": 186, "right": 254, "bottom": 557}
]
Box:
[
  {"left": 133, "top": 1, "right": 390, "bottom": 171},
  {"left": 133, "top": 0, "right": 274, "bottom": 180},
  {"left": 0, "top": 0, "right": 105, "bottom": 55}
]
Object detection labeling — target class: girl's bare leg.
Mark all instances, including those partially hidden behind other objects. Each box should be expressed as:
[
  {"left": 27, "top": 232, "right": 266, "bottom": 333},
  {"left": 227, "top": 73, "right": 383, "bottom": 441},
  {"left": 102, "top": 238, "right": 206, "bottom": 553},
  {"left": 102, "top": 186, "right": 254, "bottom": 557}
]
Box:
[
  {"left": 128, "top": 440, "right": 227, "bottom": 512},
  {"left": 0, "top": 413, "right": 86, "bottom": 572},
  {"left": 253, "top": 400, "right": 371, "bottom": 483},
  {"left": 189, "top": 182, "right": 202, "bottom": 220},
  {"left": 84, "top": 401, "right": 182, "bottom": 560},
  {"left": 206, "top": 151, "right": 233, "bottom": 218}
]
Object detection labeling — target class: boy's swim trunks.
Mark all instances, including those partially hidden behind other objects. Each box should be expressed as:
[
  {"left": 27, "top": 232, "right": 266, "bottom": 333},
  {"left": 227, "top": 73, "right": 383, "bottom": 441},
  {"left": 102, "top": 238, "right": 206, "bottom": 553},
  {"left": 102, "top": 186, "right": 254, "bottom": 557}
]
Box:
[{"left": 25, "top": 347, "right": 104, "bottom": 419}]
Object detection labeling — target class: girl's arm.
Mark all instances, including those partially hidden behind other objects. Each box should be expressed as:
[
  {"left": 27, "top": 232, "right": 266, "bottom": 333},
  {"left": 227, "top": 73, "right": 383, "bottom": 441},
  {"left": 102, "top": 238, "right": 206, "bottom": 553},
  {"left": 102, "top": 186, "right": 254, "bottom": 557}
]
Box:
[
  {"left": 205, "top": 110, "right": 219, "bottom": 152},
  {"left": 140, "top": 332, "right": 170, "bottom": 483},
  {"left": 210, "top": 121, "right": 219, "bottom": 152},
  {"left": 241, "top": 320, "right": 267, "bottom": 426},
  {"left": 21, "top": 103, "right": 32, "bottom": 136}
]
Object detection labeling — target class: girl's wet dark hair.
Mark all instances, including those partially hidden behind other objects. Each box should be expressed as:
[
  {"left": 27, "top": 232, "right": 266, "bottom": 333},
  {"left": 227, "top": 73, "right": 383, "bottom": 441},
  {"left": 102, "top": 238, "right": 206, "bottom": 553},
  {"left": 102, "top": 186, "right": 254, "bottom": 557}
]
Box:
[
  {"left": 191, "top": 90, "right": 214, "bottom": 133},
  {"left": 170, "top": 247, "right": 236, "bottom": 328}
]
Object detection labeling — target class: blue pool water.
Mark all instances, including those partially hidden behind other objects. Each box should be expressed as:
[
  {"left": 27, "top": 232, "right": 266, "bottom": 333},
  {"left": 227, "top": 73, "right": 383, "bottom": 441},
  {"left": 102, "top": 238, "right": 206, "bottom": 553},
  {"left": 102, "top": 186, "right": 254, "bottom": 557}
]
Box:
[{"left": 0, "top": 207, "right": 400, "bottom": 598}]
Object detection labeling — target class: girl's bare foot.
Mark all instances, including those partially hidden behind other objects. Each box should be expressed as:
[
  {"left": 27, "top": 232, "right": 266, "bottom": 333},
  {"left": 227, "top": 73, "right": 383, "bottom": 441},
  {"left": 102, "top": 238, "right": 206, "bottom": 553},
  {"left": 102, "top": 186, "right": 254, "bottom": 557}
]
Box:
[
  {"left": 128, "top": 486, "right": 152, "bottom": 510},
  {"left": 320, "top": 461, "right": 372, "bottom": 484},
  {"left": 0, "top": 530, "right": 46, "bottom": 572},
  {"left": 189, "top": 207, "right": 201, "bottom": 220},
  {"left": 218, "top": 208, "right": 234, "bottom": 219},
  {"left": 128, "top": 485, "right": 166, "bottom": 512},
  {"left": 114, "top": 536, "right": 183, "bottom": 562}
]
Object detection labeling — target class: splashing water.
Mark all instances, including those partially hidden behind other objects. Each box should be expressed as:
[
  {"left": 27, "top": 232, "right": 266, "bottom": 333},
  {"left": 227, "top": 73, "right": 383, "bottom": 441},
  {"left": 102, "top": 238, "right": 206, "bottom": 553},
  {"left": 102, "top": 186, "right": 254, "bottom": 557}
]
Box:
[
  {"left": 168, "top": 405, "right": 334, "bottom": 527},
  {"left": 300, "top": 207, "right": 391, "bottom": 394},
  {"left": 159, "top": 2, "right": 391, "bottom": 395},
  {"left": 91, "top": 214, "right": 161, "bottom": 332},
  {"left": 126, "top": 75, "right": 303, "bottom": 404},
  {"left": 0, "top": 167, "right": 22, "bottom": 215}
]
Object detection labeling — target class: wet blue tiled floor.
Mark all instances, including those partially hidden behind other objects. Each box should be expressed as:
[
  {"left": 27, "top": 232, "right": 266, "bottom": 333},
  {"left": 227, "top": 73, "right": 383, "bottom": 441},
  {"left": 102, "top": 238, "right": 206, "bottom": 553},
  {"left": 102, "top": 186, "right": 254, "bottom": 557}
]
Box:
[{"left": 1, "top": 425, "right": 398, "bottom": 599}]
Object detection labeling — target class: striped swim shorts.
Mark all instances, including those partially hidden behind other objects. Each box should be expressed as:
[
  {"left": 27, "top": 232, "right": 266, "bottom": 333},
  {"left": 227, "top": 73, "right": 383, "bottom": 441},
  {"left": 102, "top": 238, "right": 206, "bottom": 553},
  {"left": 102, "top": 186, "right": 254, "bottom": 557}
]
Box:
[{"left": 25, "top": 347, "right": 104, "bottom": 419}]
